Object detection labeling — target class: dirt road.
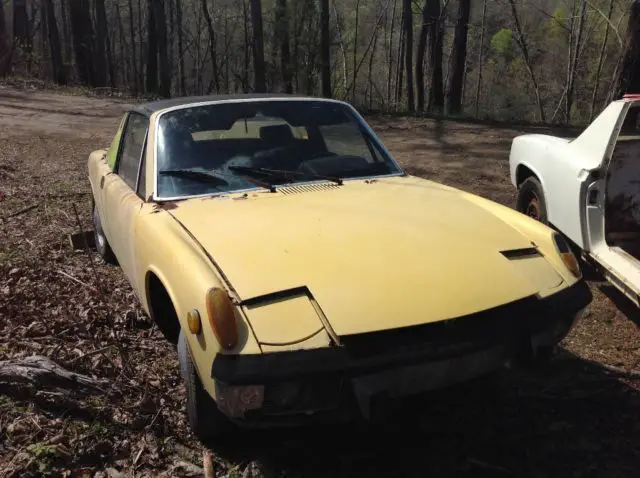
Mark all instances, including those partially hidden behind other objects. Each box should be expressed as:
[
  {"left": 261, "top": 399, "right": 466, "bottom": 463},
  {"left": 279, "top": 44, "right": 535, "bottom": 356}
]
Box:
[{"left": 0, "top": 87, "right": 638, "bottom": 477}]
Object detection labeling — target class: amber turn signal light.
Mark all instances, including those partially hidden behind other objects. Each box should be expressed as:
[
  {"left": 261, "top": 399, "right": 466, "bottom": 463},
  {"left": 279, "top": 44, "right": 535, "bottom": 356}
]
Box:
[
  {"left": 206, "top": 287, "right": 238, "bottom": 350},
  {"left": 187, "top": 309, "right": 202, "bottom": 335},
  {"left": 553, "top": 233, "right": 581, "bottom": 278}
]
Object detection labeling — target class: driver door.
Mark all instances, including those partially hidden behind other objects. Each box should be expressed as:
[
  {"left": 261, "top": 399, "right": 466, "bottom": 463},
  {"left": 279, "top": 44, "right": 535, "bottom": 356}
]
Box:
[{"left": 101, "top": 112, "right": 149, "bottom": 286}]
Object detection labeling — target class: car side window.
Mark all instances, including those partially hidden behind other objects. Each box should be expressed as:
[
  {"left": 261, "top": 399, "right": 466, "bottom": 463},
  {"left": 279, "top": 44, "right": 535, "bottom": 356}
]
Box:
[
  {"left": 137, "top": 149, "right": 147, "bottom": 199},
  {"left": 117, "top": 113, "right": 149, "bottom": 191}
]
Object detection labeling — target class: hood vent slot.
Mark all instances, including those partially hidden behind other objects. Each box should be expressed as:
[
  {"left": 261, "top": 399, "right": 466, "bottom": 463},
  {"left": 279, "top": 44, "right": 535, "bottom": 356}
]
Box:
[
  {"left": 279, "top": 183, "right": 341, "bottom": 195},
  {"left": 501, "top": 247, "right": 540, "bottom": 259}
]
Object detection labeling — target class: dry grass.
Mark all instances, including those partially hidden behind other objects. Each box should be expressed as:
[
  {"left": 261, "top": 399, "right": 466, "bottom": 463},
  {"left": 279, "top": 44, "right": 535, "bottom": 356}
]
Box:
[{"left": 0, "top": 88, "right": 638, "bottom": 477}]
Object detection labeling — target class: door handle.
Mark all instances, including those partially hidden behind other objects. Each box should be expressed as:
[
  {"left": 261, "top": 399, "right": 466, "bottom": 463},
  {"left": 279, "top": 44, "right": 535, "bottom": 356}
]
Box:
[{"left": 100, "top": 176, "right": 105, "bottom": 189}]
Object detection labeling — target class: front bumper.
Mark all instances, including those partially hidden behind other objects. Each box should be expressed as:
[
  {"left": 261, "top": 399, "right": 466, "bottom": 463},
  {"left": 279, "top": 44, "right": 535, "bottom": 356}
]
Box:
[{"left": 211, "top": 280, "right": 592, "bottom": 425}]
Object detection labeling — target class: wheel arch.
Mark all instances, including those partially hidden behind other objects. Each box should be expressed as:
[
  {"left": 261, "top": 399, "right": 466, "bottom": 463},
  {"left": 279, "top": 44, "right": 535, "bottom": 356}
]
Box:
[
  {"left": 515, "top": 164, "right": 541, "bottom": 187},
  {"left": 145, "top": 268, "right": 182, "bottom": 344}
]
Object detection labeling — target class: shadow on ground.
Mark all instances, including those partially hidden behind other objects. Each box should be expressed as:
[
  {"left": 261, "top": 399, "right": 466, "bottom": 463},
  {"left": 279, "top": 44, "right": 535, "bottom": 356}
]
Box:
[
  {"left": 599, "top": 284, "right": 640, "bottom": 329},
  {"left": 212, "top": 353, "right": 639, "bottom": 478}
]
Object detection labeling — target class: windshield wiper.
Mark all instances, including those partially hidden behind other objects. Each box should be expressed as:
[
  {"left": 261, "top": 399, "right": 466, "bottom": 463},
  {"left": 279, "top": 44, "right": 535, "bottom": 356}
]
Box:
[
  {"left": 159, "top": 169, "right": 229, "bottom": 185},
  {"left": 229, "top": 166, "right": 343, "bottom": 186},
  {"left": 228, "top": 166, "right": 295, "bottom": 192}
]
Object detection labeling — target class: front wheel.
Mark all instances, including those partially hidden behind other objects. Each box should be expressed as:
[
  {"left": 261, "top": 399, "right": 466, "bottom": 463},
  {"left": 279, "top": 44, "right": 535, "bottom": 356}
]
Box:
[
  {"left": 517, "top": 177, "right": 548, "bottom": 225},
  {"left": 177, "top": 330, "right": 235, "bottom": 443}
]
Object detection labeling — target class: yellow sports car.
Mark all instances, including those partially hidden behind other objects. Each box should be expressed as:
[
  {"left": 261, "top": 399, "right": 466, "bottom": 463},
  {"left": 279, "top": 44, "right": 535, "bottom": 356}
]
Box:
[{"left": 88, "top": 95, "right": 592, "bottom": 440}]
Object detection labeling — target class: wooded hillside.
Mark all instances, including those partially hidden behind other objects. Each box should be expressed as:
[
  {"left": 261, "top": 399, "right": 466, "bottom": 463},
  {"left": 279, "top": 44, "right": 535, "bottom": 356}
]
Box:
[{"left": 0, "top": 0, "right": 639, "bottom": 125}]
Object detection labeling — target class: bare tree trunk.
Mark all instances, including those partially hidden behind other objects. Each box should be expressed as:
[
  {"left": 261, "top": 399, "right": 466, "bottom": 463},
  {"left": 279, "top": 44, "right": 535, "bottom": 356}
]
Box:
[
  {"left": 69, "top": 0, "right": 96, "bottom": 86},
  {"left": 565, "top": 0, "right": 587, "bottom": 123},
  {"left": 43, "top": 0, "right": 65, "bottom": 84},
  {"left": 155, "top": 0, "right": 170, "bottom": 97},
  {"left": 332, "top": 0, "right": 348, "bottom": 93},
  {"left": 127, "top": 0, "right": 139, "bottom": 93},
  {"left": 202, "top": 0, "right": 220, "bottom": 92},
  {"left": 352, "top": 0, "right": 361, "bottom": 104},
  {"left": 368, "top": 27, "right": 379, "bottom": 109},
  {"left": 386, "top": 0, "right": 398, "bottom": 106},
  {"left": 275, "top": 0, "right": 293, "bottom": 93},
  {"left": 196, "top": 13, "right": 202, "bottom": 94},
  {"left": 342, "top": 9, "right": 385, "bottom": 101},
  {"left": 474, "top": 0, "right": 486, "bottom": 117},
  {"left": 395, "top": 0, "right": 405, "bottom": 106},
  {"left": 590, "top": 0, "right": 615, "bottom": 120},
  {"left": 427, "top": 0, "right": 444, "bottom": 113},
  {"left": 95, "top": 0, "right": 112, "bottom": 87},
  {"left": 223, "top": 7, "right": 230, "bottom": 93},
  {"left": 13, "top": 0, "right": 32, "bottom": 73},
  {"left": 446, "top": 0, "right": 470, "bottom": 115},
  {"left": 40, "top": 0, "right": 48, "bottom": 78},
  {"left": 299, "top": 0, "right": 319, "bottom": 96},
  {"left": 402, "top": 0, "right": 414, "bottom": 112},
  {"left": 176, "top": 0, "right": 186, "bottom": 95},
  {"left": 138, "top": 0, "right": 145, "bottom": 86},
  {"left": 507, "top": 0, "right": 545, "bottom": 122},
  {"left": 321, "top": 0, "right": 331, "bottom": 97},
  {"left": 243, "top": 0, "right": 250, "bottom": 92},
  {"left": 415, "top": 1, "right": 428, "bottom": 111},
  {"left": 614, "top": 0, "right": 640, "bottom": 99},
  {"left": 0, "top": 0, "right": 12, "bottom": 76},
  {"left": 167, "top": 0, "right": 174, "bottom": 72},
  {"left": 116, "top": 2, "right": 127, "bottom": 87},
  {"left": 250, "top": 0, "right": 266, "bottom": 92},
  {"left": 60, "top": 0, "right": 71, "bottom": 65},
  {"left": 146, "top": 0, "right": 158, "bottom": 94}
]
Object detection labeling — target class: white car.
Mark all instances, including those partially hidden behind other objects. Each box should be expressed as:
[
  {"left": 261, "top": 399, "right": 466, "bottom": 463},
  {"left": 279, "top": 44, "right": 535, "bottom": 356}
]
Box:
[{"left": 510, "top": 94, "right": 640, "bottom": 307}]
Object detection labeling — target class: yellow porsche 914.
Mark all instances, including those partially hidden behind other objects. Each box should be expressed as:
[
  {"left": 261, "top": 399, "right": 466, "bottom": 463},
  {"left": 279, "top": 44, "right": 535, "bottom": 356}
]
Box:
[{"left": 88, "top": 95, "right": 592, "bottom": 440}]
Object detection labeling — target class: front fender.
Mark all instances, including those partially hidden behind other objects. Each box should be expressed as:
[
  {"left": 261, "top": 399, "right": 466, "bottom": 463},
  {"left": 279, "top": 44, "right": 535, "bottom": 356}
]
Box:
[
  {"left": 134, "top": 208, "right": 261, "bottom": 398},
  {"left": 462, "top": 192, "right": 581, "bottom": 288}
]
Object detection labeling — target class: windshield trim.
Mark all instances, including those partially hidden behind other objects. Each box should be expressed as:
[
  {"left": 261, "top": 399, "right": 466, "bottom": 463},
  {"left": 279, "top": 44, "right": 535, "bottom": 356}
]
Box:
[
  {"left": 154, "top": 173, "right": 404, "bottom": 202},
  {"left": 151, "top": 97, "right": 405, "bottom": 201}
]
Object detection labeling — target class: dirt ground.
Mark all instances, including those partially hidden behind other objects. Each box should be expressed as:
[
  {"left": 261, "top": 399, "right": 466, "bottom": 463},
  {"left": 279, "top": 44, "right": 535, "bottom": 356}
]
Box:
[{"left": 0, "top": 86, "right": 639, "bottom": 477}]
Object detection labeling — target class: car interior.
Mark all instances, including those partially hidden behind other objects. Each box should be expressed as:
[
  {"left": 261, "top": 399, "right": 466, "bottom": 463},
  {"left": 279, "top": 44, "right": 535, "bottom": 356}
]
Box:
[
  {"left": 162, "top": 120, "right": 341, "bottom": 172},
  {"left": 604, "top": 105, "right": 640, "bottom": 260},
  {"left": 154, "top": 102, "right": 399, "bottom": 198}
]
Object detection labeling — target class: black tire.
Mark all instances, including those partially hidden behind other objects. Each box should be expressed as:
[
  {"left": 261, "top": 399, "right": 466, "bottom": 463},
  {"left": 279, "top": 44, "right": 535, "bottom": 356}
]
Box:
[
  {"left": 177, "top": 330, "right": 235, "bottom": 443},
  {"left": 517, "top": 177, "right": 548, "bottom": 224},
  {"left": 92, "top": 202, "right": 117, "bottom": 265}
]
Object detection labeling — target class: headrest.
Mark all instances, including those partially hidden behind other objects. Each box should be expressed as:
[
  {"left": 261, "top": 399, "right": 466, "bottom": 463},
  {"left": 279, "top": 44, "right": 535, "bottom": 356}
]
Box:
[{"left": 260, "top": 124, "right": 294, "bottom": 143}]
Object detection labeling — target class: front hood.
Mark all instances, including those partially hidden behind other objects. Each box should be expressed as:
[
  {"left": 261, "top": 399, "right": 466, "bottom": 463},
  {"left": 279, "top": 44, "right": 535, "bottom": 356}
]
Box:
[{"left": 168, "top": 176, "right": 563, "bottom": 336}]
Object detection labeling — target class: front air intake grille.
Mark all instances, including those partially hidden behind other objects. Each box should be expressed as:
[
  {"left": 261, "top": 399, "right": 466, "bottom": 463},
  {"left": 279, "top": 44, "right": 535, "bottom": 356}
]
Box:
[
  {"left": 279, "top": 183, "right": 341, "bottom": 195},
  {"left": 340, "top": 295, "right": 550, "bottom": 360}
]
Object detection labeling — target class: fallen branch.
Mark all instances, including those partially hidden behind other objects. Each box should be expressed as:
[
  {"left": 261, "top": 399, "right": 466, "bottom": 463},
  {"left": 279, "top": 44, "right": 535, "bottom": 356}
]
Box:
[
  {"left": 69, "top": 345, "right": 116, "bottom": 364},
  {"left": 56, "top": 270, "right": 97, "bottom": 292},
  {"left": 2, "top": 204, "right": 38, "bottom": 220},
  {"left": 203, "top": 450, "right": 215, "bottom": 478},
  {"left": 586, "top": 360, "right": 640, "bottom": 379},
  {"left": 0, "top": 355, "right": 108, "bottom": 393}
]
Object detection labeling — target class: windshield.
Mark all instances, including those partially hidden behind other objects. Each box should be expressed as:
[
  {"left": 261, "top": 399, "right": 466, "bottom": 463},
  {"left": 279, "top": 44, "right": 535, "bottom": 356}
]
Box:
[{"left": 155, "top": 100, "right": 402, "bottom": 198}]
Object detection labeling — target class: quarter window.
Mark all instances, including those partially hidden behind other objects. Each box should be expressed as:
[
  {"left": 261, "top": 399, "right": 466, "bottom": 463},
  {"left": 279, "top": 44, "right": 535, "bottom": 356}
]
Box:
[{"left": 118, "top": 113, "right": 149, "bottom": 191}]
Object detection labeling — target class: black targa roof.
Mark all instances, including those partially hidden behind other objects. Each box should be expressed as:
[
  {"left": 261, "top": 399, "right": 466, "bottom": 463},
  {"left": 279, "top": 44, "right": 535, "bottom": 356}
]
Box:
[{"left": 131, "top": 93, "right": 327, "bottom": 116}]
